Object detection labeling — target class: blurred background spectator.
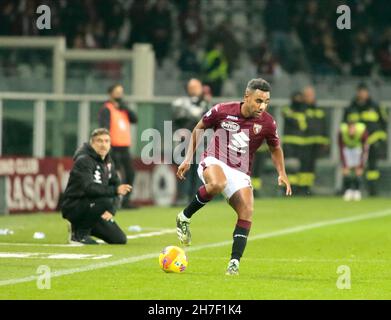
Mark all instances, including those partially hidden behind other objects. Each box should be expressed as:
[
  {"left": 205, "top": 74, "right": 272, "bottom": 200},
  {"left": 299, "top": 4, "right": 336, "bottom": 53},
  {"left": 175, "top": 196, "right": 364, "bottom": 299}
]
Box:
[
  {"left": 2, "top": 0, "right": 391, "bottom": 96},
  {"left": 148, "top": 0, "right": 172, "bottom": 67}
]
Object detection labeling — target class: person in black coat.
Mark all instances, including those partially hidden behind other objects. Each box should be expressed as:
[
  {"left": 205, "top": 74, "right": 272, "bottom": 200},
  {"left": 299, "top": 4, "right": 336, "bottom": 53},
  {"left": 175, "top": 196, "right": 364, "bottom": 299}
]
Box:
[{"left": 61, "top": 128, "right": 132, "bottom": 244}]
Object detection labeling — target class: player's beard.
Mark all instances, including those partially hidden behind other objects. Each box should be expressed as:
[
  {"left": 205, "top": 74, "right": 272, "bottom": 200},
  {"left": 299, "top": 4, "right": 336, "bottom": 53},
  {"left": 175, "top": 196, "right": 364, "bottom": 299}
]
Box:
[{"left": 254, "top": 111, "right": 263, "bottom": 117}]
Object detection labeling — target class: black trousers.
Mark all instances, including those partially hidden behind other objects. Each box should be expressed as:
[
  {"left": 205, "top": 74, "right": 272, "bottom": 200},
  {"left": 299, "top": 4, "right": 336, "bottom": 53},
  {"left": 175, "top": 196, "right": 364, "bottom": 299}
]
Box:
[
  {"left": 111, "top": 147, "right": 135, "bottom": 203},
  {"left": 298, "top": 145, "right": 317, "bottom": 174},
  {"left": 286, "top": 144, "right": 317, "bottom": 194},
  {"left": 62, "top": 197, "right": 127, "bottom": 244},
  {"left": 366, "top": 141, "right": 382, "bottom": 196}
]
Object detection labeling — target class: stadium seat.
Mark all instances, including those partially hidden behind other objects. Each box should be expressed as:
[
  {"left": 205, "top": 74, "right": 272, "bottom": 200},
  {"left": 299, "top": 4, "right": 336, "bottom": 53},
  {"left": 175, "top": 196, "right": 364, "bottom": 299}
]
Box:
[
  {"left": 211, "top": 12, "right": 227, "bottom": 26},
  {"left": 210, "top": 0, "right": 227, "bottom": 11},
  {"left": 231, "top": 13, "right": 248, "bottom": 30}
]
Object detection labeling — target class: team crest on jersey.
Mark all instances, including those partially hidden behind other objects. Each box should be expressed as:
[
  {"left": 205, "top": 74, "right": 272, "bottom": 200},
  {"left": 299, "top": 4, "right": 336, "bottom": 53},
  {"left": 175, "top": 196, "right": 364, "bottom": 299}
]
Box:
[
  {"left": 222, "top": 121, "right": 240, "bottom": 132},
  {"left": 93, "top": 169, "right": 102, "bottom": 184},
  {"left": 253, "top": 124, "right": 262, "bottom": 134}
]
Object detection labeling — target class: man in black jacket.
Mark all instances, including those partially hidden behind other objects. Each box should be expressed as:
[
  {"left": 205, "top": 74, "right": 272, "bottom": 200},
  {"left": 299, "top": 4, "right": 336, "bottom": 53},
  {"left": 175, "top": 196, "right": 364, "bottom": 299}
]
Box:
[{"left": 61, "top": 128, "right": 132, "bottom": 244}]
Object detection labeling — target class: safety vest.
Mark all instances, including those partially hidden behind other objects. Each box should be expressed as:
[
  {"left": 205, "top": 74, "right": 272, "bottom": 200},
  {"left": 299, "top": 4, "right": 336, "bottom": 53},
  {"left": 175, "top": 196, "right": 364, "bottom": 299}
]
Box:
[
  {"left": 344, "top": 101, "right": 387, "bottom": 145},
  {"left": 283, "top": 105, "right": 329, "bottom": 146},
  {"left": 305, "top": 105, "right": 329, "bottom": 146},
  {"left": 340, "top": 122, "right": 366, "bottom": 148},
  {"left": 283, "top": 106, "right": 307, "bottom": 131},
  {"left": 104, "top": 101, "right": 131, "bottom": 147},
  {"left": 205, "top": 49, "right": 228, "bottom": 81}
]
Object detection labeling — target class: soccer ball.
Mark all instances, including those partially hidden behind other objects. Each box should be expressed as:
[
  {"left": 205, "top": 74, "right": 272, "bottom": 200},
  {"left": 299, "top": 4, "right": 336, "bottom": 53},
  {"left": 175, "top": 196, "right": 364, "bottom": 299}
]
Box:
[{"left": 159, "top": 246, "right": 188, "bottom": 273}]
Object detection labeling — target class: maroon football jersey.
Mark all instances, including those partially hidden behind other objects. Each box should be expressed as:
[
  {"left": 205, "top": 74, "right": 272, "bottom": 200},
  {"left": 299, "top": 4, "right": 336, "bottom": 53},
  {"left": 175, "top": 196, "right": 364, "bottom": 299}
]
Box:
[{"left": 201, "top": 101, "right": 280, "bottom": 175}]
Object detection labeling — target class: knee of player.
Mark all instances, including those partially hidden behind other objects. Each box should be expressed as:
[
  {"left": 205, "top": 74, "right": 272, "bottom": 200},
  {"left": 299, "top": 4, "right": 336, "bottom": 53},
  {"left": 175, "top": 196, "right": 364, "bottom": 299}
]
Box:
[
  {"left": 111, "top": 233, "right": 127, "bottom": 245},
  {"left": 208, "top": 180, "right": 227, "bottom": 194},
  {"left": 117, "top": 236, "right": 127, "bottom": 245},
  {"left": 239, "top": 207, "right": 253, "bottom": 220}
]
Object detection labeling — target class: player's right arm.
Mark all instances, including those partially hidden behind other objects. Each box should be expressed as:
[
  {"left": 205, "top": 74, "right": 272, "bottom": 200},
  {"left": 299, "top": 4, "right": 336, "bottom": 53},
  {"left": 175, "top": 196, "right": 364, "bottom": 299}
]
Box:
[
  {"left": 269, "top": 145, "right": 292, "bottom": 196},
  {"left": 176, "top": 119, "right": 207, "bottom": 180},
  {"left": 177, "top": 104, "right": 220, "bottom": 180}
]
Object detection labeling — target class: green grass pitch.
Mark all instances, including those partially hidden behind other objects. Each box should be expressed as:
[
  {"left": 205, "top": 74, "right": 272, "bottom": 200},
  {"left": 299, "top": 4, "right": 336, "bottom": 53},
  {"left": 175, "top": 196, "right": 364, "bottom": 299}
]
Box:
[{"left": 0, "top": 197, "right": 390, "bottom": 300}]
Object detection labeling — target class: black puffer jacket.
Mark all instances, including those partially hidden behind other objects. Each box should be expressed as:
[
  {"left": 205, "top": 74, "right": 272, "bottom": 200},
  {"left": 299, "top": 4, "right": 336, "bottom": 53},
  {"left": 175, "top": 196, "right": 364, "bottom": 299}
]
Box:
[{"left": 61, "top": 143, "right": 120, "bottom": 210}]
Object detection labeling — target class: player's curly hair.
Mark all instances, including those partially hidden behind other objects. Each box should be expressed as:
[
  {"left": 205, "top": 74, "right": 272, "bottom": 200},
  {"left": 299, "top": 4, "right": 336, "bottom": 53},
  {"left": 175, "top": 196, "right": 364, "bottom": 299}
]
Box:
[{"left": 246, "top": 78, "right": 271, "bottom": 93}]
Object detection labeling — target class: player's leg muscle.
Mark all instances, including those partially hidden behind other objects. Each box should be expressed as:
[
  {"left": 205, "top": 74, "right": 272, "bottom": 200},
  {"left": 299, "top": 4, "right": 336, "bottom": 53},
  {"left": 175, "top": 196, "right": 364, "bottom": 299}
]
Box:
[
  {"left": 229, "top": 187, "right": 254, "bottom": 222},
  {"left": 226, "top": 187, "right": 253, "bottom": 270},
  {"left": 203, "top": 165, "right": 227, "bottom": 195}
]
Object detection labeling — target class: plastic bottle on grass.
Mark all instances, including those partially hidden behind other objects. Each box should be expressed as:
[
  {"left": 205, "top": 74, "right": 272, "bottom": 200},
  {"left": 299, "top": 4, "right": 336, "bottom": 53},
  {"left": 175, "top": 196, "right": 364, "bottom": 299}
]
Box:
[{"left": 0, "top": 229, "right": 14, "bottom": 235}]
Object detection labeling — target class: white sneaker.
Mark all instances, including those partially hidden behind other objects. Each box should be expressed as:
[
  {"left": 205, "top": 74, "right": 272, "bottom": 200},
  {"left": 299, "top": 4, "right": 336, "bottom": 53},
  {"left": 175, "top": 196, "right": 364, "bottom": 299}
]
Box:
[
  {"left": 225, "top": 259, "right": 240, "bottom": 275},
  {"left": 352, "top": 190, "right": 362, "bottom": 201},
  {"left": 343, "top": 189, "right": 354, "bottom": 201},
  {"left": 176, "top": 211, "right": 191, "bottom": 246}
]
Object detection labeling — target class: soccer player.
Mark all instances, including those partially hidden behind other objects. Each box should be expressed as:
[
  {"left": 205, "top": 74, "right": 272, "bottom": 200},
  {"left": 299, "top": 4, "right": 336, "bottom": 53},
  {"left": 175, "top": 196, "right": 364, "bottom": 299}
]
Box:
[
  {"left": 176, "top": 78, "right": 292, "bottom": 275},
  {"left": 338, "top": 120, "right": 369, "bottom": 201}
]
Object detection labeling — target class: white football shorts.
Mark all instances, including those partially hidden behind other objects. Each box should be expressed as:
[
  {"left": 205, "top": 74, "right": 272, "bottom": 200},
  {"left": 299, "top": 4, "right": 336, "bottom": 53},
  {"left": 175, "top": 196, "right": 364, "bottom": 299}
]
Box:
[
  {"left": 197, "top": 156, "right": 252, "bottom": 199},
  {"left": 342, "top": 147, "right": 363, "bottom": 168}
]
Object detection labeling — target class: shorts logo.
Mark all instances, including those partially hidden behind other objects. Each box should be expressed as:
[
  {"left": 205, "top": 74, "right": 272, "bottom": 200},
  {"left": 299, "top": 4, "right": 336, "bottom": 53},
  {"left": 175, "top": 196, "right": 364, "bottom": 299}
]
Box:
[
  {"left": 222, "top": 121, "right": 240, "bottom": 132},
  {"left": 253, "top": 124, "right": 262, "bottom": 134}
]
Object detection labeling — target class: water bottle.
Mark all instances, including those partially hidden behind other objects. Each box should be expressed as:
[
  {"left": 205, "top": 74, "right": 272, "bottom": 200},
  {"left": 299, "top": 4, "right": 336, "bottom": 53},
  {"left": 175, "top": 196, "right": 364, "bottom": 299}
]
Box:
[
  {"left": 0, "top": 229, "right": 14, "bottom": 235},
  {"left": 128, "top": 225, "right": 142, "bottom": 232},
  {"left": 33, "top": 232, "right": 46, "bottom": 239}
]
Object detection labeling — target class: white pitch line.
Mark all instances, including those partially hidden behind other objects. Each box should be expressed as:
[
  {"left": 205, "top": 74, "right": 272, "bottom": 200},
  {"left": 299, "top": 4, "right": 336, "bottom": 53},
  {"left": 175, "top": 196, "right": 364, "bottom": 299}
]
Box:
[
  {"left": 0, "top": 243, "right": 84, "bottom": 247},
  {"left": 194, "top": 257, "right": 391, "bottom": 264},
  {"left": 1, "top": 208, "right": 391, "bottom": 287},
  {"left": 0, "top": 252, "right": 112, "bottom": 260},
  {"left": 0, "top": 229, "right": 177, "bottom": 247},
  {"left": 126, "top": 228, "right": 176, "bottom": 239}
]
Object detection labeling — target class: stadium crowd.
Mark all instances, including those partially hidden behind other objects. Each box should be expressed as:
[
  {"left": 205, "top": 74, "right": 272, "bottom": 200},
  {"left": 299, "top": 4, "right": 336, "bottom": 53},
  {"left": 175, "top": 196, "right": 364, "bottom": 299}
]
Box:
[{"left": 1, "top": 0, "right": 391, "bottom": 95}]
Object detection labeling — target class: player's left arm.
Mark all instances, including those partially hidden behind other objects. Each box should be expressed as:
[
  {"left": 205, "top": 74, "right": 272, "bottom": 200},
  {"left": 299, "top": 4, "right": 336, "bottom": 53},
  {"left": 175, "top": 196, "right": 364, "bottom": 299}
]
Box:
[
  {"left": 125, "top": 107, "right": 138, "bottom": 124},
  {"left": 266, "top": 120, "right": 292, "bottom": 196},
  {"left": 108, "top": 163, "right": 122, "bottom": 188},
  {"left": 269, "top": 145, "right": 292, "bottom": 196}
]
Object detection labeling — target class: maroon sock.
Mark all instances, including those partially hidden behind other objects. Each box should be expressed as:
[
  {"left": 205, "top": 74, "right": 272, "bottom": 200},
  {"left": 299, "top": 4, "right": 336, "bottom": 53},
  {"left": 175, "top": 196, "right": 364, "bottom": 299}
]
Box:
[
  {"left": 183, "top": 185, "right": 214, "bottom": 219},
  {"left": 231, "top": 219, "right": 252, "bottom": 261},
  {"left": 197, "top": 185, "right": 214, "bottom": 202}
]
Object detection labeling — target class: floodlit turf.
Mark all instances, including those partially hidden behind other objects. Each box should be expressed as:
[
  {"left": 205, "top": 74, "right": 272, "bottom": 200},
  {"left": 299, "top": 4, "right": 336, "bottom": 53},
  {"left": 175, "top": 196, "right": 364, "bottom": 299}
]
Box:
[{"left": 0, "top": 197, "right": 391, "bottom": 300}]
